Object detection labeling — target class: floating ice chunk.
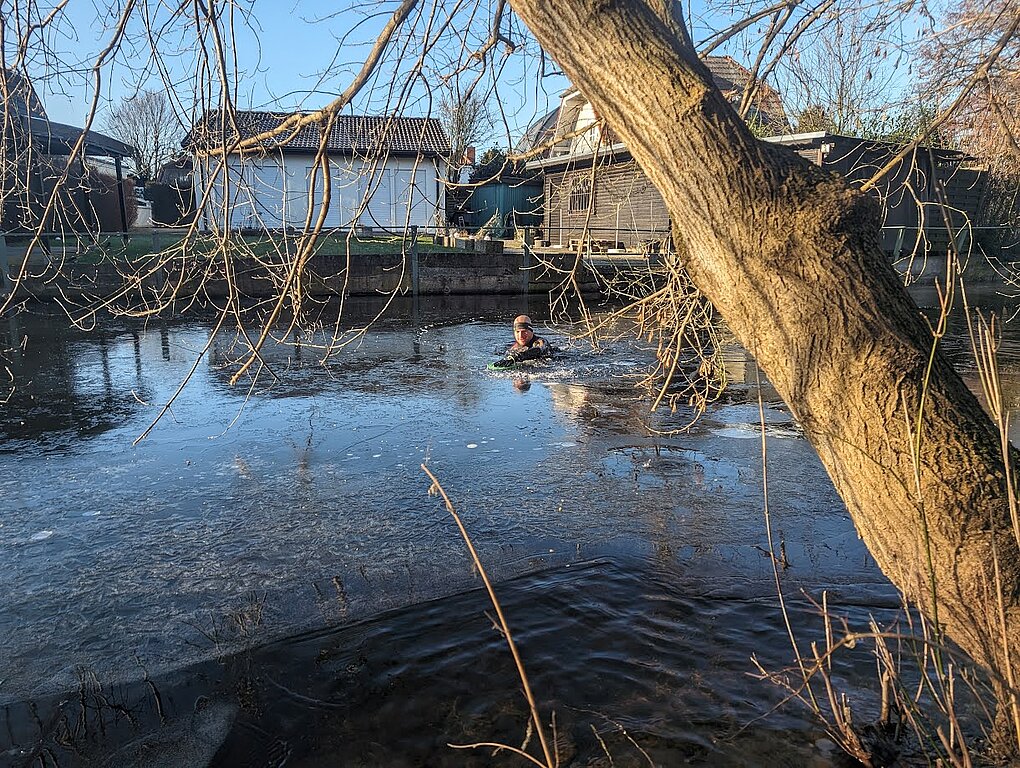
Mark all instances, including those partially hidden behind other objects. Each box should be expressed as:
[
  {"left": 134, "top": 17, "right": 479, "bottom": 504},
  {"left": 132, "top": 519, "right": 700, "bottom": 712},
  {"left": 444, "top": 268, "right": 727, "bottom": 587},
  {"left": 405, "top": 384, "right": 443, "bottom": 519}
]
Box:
[
  {"left": 29, "top": 530, "right": 54, "bottom": 541},
  {"left": 466, "top": 443, "right": 478, "bottom": 449},
  {"left": 712, "top": 426, "right": 758, "bottom": 439},
  {"left": 82, "top": 511, "right": 101, "bottom": 517}
]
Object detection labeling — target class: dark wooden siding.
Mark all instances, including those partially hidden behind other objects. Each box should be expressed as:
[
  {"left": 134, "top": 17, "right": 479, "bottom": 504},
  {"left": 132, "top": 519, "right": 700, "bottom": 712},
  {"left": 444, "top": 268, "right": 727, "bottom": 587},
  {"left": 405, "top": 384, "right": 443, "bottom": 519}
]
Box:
[
  {"left": 789, "top": 136, "right": 989, "bottom": 255},
  {"left": 543, "top": 160, "right": 670, "bottom": 248},
  {"left": 540, "top": 135, "right": 989, "bottom": 257}
]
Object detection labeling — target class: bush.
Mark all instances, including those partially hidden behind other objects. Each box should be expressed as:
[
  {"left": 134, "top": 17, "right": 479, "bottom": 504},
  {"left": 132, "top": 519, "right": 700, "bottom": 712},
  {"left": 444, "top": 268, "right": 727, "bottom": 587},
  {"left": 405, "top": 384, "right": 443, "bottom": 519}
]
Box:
[
  {"left": 146, "top": 181, "right": 196, "bottom": 226},
  {"left": 83, "top": 169, "right": 137, "bottom": 231}
]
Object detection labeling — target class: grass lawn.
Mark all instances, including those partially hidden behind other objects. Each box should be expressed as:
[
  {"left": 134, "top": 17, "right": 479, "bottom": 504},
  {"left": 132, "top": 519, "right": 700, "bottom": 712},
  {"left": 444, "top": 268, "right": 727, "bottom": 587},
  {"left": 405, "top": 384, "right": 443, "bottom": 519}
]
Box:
[{"left": 51, "top": 231, "right": 462, "bottom": 265}]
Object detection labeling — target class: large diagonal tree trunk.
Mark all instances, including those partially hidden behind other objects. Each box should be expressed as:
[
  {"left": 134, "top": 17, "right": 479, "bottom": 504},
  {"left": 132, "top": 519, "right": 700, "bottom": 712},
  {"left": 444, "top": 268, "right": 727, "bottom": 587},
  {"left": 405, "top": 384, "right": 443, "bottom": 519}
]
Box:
[{"left": 510, "top": 0, "right": 1020, "bottom": 715}]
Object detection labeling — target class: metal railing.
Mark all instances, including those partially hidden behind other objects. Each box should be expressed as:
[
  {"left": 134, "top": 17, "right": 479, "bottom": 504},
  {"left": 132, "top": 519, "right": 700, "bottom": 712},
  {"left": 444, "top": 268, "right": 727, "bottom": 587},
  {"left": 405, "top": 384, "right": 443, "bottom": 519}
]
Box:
[
  {"left": 881, "top": 225, "right": 1019, "bottom": 255},
  {"left": 531, "top": 225, "right": 672, "bottom": 252}
]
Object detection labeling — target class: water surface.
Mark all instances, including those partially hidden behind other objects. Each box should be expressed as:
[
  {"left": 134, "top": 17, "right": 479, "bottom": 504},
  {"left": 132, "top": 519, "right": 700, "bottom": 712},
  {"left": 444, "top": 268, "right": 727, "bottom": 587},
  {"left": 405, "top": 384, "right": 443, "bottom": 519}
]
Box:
[{"left": 1, "top": 287, "right": 1015, "bottom": 766}]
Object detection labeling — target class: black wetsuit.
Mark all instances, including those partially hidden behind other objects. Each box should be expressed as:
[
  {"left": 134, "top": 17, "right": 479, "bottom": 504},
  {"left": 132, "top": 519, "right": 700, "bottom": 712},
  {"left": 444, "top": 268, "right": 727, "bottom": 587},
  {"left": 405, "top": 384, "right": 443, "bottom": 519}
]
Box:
[{"left": 507, "top": 335, "right": 552, "bottom": 362}]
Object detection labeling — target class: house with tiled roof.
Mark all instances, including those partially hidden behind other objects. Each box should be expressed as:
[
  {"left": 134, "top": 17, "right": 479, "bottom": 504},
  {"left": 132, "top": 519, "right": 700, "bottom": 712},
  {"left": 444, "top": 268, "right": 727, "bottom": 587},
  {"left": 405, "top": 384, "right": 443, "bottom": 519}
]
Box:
[
  {"left": 703, "top": 56, "right": 788, "bottom": 132},
  {"left": 184, "top": 110, "right": 451, "bottom": 231},
  {"left": 523, "top": 56, "right": 789, "bottom": 249}
]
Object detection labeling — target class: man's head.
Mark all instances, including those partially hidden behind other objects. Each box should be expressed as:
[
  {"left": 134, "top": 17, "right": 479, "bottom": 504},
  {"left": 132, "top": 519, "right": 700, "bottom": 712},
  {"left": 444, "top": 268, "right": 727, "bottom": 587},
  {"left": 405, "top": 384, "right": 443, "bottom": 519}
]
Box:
[{"left": 513, "top": 314, "right": 534, "bottom": 345}]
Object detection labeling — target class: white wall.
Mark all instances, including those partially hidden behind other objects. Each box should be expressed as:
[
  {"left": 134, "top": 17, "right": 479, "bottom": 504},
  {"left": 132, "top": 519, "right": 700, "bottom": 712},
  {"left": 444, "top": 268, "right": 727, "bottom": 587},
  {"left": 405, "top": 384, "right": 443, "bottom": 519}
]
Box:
[
  {"left": 568, "top": 102, "right": 604, "bottom": 155},
  {"left": 549, "top": 90, "right": 604, "bottom": 158},
  {"left": 133, "top": 199, "right": 153, "bottom": 229},
  {"left": 195, "top": 153, "right": 446, "bottom": 231}
]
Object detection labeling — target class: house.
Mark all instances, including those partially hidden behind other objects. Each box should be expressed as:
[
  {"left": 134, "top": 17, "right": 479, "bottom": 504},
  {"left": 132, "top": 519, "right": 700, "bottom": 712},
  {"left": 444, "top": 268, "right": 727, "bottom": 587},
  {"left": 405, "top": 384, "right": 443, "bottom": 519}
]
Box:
[
  {"left": 184, "top": 111, "right": 450, "bottom": 232},
  {"left": 1, "top": 69, "right": 137, "bottom": 232},
  {"left": 764, "top": 131, "right": 988, "bottom": 257},
  {"left": 524, "top": 56, "right": 789, "bottom": 250}
]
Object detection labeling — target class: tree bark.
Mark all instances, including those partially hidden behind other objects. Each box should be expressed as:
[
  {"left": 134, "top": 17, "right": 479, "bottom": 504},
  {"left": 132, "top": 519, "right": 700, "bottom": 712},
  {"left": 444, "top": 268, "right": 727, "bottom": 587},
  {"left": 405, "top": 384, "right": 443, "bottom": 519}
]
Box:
[{"left": 509, "top": 0, "right": 1020, "bottom": 705}]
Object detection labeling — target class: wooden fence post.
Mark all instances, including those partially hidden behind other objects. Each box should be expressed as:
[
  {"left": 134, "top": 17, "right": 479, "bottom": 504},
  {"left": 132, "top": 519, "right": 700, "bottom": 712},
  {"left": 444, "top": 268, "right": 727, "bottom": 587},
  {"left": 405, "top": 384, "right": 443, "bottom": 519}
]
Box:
[{"left": 0, "top": 234, "right": 11, "bottom": 298}]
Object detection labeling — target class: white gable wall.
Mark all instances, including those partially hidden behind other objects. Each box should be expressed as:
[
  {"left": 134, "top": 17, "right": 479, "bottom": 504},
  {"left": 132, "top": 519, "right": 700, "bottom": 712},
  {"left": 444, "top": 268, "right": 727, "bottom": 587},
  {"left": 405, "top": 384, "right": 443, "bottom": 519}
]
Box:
[
  {"left": 568, "top": 102, "right": 603, "bottom": 155},
  {"left": 196, "top": 153, "right": 446, "bottom": 231}
]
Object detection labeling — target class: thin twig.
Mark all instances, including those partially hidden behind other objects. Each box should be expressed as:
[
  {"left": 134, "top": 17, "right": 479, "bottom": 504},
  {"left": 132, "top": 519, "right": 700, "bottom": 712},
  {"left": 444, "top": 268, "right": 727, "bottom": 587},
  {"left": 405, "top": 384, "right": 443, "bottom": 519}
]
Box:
[{"left": 422, "top": 464, "right": 555, "bottom": 768}]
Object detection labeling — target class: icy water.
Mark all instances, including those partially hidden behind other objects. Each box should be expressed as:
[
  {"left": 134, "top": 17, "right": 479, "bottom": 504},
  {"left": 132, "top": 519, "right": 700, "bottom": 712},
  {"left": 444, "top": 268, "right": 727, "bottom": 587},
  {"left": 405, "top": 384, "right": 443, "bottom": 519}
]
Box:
[{"left": 1, "top": 288, "right": 1018, "bottom": 767}]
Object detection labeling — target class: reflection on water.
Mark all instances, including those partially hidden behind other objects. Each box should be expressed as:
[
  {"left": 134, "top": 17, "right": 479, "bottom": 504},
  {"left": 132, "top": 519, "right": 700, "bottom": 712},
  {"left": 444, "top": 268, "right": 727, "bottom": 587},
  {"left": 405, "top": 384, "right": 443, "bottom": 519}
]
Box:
[{"left": 1, "top": 287, "right": 1017, "bottom": 766}]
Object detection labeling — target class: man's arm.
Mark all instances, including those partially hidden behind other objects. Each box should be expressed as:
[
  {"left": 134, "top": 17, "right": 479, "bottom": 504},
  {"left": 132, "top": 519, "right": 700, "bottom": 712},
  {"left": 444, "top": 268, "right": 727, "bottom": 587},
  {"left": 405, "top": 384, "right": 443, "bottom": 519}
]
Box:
[{"left": 511, "top": 337, "right": 551, "bottom": 362}]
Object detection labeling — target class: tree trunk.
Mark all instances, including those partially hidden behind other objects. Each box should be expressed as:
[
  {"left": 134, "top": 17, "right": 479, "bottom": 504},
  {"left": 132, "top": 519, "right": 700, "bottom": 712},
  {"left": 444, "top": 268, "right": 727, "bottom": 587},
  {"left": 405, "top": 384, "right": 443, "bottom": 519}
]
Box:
[{"left": 510, "top": 0, "right": 1020, "bottom": 708}]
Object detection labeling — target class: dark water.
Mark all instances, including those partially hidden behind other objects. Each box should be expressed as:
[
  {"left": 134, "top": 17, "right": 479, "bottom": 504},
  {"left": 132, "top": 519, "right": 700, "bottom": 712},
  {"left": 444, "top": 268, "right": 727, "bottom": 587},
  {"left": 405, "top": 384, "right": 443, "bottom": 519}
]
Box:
[{"left": 1, "top": 288, "right": 1016, "bottom": 767}]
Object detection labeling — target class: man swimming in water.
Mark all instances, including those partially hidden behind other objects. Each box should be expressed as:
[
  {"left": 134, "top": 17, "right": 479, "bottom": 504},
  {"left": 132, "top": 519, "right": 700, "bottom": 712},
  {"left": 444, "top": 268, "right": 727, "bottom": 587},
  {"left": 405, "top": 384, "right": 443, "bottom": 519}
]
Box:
[{"left": 505, "top": 314, "right": 552, "bottom": 362}]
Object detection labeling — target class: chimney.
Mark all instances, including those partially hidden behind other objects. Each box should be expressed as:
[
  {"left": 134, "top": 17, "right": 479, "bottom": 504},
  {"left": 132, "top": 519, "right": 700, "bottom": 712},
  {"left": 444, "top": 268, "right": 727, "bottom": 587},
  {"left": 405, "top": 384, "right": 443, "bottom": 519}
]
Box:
[{"left": 465, "top": 146, "right": 476, "bottom": 165}]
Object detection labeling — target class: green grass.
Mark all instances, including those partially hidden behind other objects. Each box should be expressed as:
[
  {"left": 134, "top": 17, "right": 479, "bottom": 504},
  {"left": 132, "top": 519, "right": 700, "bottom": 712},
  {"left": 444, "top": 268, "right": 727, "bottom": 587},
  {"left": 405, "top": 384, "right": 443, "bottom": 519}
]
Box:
[{"left": 53, "top": 231, "right": 462, "bottom": 265}]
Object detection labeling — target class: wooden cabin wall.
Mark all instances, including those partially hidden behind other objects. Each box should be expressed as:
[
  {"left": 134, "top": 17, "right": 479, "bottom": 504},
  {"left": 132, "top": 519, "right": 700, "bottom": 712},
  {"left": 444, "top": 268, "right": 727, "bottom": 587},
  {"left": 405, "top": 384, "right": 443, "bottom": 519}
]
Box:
[
  {"left": 538, "top": 138, "right": 989, "bottom": 258},
  {"left": 543, "top": 160, "right": 670, "bottom": 248},
  {"left": 795, "top": 137, "right": 987, "bottom": 250}
]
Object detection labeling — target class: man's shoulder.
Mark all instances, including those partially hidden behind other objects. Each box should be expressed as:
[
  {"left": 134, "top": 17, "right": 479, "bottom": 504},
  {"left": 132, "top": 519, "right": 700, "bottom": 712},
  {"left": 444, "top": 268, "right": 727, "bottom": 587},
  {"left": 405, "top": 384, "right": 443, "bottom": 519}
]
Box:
[{"left": 531, "top": 336, "right": 553, "bottom": 354}]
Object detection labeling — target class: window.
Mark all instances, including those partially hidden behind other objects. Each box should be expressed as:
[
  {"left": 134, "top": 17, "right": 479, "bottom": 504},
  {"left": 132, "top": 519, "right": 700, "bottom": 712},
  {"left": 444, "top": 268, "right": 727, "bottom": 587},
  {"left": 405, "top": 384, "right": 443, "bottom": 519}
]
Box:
[{"left": 568, "top": 177, "right": 593, "bottom": 213}]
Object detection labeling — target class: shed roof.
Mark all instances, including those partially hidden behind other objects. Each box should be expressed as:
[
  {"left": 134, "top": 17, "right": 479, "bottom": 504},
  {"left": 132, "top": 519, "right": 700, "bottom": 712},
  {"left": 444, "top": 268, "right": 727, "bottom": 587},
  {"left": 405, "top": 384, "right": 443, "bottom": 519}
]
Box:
[
  {"left": 185, "top": 111, "right": 451, "bottom": 157},
  {"left": 764, "top": 130, "right": 970, "bottom": 160},
  {"left": 521, "top": 55, "right": 789, "bottom": 166},
  {"left": 28, "top": 117, "right": 135, "bottom": 158},
  {"left": 515, "top": 107, "right": 560, "bottom": 154},
  {"left": 1, "top": 69, "right": 133, "bottom": 158},
  {"left": 1, "top": 69, "right": 47, "bottom": 121}
]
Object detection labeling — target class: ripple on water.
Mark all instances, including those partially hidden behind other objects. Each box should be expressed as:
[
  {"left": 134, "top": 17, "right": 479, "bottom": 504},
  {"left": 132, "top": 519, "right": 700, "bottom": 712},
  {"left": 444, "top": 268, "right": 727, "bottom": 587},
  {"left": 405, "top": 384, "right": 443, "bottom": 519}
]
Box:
[{"left": 4, "top": 556, "right": 888, "bottom": 767}]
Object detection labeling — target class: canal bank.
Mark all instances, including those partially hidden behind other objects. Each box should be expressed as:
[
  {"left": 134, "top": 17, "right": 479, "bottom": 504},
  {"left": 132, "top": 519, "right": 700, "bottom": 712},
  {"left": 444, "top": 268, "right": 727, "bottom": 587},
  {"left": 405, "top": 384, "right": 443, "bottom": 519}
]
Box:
[
  {"left": 0, "top": 228, "right": 1006, "bottom": 309},
  {"left": 0, "top": 233, "right": 612, "bottom": 304}
]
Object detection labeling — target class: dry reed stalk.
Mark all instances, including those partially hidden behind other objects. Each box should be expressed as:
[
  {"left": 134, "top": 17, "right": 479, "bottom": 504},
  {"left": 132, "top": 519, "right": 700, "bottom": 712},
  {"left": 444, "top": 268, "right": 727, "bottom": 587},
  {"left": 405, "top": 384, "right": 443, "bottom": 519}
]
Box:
[
  {"left": 754, "top": 376, "right": 821, "bottom": 710},
  {"left": 421, "top": 464, "right": 556, "bottom": 768},
  {"left": 961, "top": 289, "right": 1020, "bottom": 755},
  {"left": 752, "top": 257, "right": 1012, "bottom": 764},
  {"left": 751, "top": 372, "right": 888, "bottom": 763}
]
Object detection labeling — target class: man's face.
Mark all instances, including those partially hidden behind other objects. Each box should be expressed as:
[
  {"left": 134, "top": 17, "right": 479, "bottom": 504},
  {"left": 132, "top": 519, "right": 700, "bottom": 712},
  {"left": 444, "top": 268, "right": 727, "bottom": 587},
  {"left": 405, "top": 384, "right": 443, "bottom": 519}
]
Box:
[{"left": 514, "top": 326, "right": 534, "bottom": 345}]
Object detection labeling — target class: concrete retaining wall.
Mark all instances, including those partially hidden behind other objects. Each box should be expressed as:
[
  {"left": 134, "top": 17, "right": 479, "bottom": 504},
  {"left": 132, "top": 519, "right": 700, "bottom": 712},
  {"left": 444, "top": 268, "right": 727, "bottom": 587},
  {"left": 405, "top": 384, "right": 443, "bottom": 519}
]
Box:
[{"left": 0, "top": 246, "right": 594, "bottom": 303}]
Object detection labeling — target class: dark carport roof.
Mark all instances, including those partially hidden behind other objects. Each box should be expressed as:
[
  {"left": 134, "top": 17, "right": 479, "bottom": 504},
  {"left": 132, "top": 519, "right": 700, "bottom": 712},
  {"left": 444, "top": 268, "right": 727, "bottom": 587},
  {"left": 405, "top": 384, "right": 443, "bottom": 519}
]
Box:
[
  {"left": 27, "top": 117, "right": 135, "bottom": 158},
  {"left": 185, "top": 111, "right": 450, "bottom": 156}
]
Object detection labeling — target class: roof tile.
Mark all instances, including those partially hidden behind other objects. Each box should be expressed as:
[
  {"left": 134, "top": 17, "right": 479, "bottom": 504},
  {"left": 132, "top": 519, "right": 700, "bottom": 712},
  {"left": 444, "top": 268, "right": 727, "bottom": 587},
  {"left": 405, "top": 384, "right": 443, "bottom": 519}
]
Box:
[{"left": 186, "top": 111, "right": 450, "bottom": 156}]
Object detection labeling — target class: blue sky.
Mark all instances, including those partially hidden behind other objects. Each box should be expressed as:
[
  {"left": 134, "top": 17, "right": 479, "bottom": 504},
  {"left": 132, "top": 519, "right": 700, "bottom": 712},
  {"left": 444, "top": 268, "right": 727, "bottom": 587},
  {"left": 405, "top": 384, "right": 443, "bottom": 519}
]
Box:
[
  {"left": 31, "top": 0, "right": 568, "bottom": 147},
  {"left": 27, "top": 0, "right": 919, "bottom": 142}
]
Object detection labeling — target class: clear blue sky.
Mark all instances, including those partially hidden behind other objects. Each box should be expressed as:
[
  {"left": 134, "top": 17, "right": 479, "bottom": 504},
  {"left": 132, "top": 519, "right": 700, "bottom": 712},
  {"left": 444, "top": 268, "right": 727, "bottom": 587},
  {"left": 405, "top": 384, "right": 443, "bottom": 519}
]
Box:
[
  {"left": 31, "top": 0, "right": 568, "bottom": 147},
  {"left": 28, "top": 0, "right": 917, "bottom": 141}
]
